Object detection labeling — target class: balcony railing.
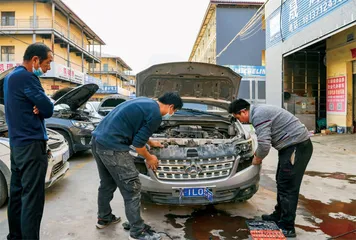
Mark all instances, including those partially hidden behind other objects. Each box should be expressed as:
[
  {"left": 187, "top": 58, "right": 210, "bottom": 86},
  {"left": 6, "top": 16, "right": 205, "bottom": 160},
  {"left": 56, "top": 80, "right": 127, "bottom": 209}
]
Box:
[
  {"left": 91, "top": 67, "right": 130, "bottom": 81},
  {"left": 0, "top": 18, "right": 87, "bottom": 49}
]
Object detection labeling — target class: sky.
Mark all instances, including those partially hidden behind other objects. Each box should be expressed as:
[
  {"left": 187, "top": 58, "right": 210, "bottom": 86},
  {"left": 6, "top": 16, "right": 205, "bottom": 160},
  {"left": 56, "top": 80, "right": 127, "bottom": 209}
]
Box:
[{"left": 62, "top": 0, "right": 209, "bottom": 74}]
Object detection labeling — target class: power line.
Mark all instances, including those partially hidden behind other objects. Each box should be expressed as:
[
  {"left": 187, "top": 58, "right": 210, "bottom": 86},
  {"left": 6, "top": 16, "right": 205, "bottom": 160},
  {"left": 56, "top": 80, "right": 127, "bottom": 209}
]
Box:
[{"left": 216, "top": 0, "right": 269, "bottom": 58}]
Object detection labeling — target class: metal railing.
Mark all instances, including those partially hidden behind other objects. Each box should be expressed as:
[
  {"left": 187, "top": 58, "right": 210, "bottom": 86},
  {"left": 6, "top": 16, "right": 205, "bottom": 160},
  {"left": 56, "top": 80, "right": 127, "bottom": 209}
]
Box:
[{"left": 0, "top": 18, "right": 87, "bottom": 49}]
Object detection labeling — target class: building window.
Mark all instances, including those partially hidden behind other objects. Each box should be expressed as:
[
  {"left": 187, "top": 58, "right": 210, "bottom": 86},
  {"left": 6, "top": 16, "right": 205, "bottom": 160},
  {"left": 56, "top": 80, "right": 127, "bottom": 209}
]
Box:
[
  {"left": 103, "top": 63, "right": 108, "bottom": 71},
  {"left": 1, "top": 46, "right": 15, "bottom": 61},
  {"left": 1, "top": 12, "right": 15, "bottom": 26},
  {"left": 90, "top": 63, "right": 97, "bottom": 69}
]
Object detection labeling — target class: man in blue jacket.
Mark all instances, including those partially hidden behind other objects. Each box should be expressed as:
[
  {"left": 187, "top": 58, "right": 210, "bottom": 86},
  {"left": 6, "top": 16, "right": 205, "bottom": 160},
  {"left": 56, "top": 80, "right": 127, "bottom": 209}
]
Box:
[
  {"left": 4, "top": 43, "right": 54, "bottom": 240},
  {"left": 92, "top": 92, "right": 183, "bottom": 240}
]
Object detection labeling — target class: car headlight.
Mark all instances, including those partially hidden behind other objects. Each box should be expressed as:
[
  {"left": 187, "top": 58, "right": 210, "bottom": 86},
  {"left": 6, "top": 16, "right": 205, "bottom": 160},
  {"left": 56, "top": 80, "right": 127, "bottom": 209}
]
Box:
[
  {"left": 235, "top": 141, "right": 252, "bottom": 154},
  {"left": 71, "top": 121, "right": 95, "bottom": 131}
]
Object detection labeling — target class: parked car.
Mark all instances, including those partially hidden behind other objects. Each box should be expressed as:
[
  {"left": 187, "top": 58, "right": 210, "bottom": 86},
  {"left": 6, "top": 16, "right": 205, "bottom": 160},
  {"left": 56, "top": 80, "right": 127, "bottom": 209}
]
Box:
[
  {"left": 0, "top": 105, "right": 70, "bottom": 208},
  {"left": 46, "top": 84, "right": 100, "bottom": 157},
  {"left": 134, "top": 62, "right": 260, "bottom": 205},
  {"left": 96, "top": 94, "right": 129, "bottom": 117},
  {"left": 85, "top": 101, "right": 102, "bottom": 119}
]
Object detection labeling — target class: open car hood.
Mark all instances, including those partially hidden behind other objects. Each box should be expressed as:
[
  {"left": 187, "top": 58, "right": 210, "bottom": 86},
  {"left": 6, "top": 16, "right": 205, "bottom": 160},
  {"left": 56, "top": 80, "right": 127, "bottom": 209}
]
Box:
[
  {"left": 54, "top": 83, "right": 99, "bottom": 111},
  {"left": 136, "top": 62, "right": 242, "bottom": 109},
  {"left": 98, "top": 94, "right": 129, "bottom": 111}
]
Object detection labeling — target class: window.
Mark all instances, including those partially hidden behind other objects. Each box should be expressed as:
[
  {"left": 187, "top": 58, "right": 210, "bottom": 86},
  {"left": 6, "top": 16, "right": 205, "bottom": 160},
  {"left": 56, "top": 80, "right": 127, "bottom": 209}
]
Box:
[
  {"left": 90, "top": 63, "right": 97, "bottom": 69},
  {"left": 1, "top": 12, "right": 15, "bottom": 26},
  {"left": 238, "top": 81, "right": 250, "bottom": 99},
  {"left": 1, "top": 46, "right": 15, "bottom": 61},
  {"left": 103, "top": 63, "right": 108, "bottom": 71}
]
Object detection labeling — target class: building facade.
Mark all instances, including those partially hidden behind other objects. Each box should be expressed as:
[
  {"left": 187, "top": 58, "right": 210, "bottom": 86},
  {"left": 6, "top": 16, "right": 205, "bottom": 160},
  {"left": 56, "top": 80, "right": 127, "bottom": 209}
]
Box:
[
  {"left": 90, "top": 53, "right": 132, "bottom": 100},
  {"left": 189, "top": 0, "right": 266, "bottom": 104},
  {"left": 0, "top": 0, "right": 132, "bottom": 98},
  {"left": 265, "top": 0, "right": 356, "bottom": 133}
]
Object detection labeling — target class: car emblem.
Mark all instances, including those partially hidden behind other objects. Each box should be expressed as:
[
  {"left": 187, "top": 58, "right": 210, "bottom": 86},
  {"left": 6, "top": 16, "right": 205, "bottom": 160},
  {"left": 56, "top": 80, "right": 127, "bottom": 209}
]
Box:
[{"left": 185, "top": 160, "right": 203, "bottom": 177}]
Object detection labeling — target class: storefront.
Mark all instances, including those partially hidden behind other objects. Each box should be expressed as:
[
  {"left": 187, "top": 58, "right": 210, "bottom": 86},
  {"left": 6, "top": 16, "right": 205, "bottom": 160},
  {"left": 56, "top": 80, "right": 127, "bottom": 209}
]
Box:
[{"left": 265, "top": 0, "right": 356, "bottom": 133}]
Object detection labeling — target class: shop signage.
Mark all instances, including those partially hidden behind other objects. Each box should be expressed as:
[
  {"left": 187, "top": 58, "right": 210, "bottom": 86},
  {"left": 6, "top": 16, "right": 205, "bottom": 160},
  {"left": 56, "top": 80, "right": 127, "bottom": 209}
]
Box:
[
  {"left": 226, "top": 65, "right": 266, "bottom": 77},
  {"left": 327, "top": 76, "right": 347, "bottom": 115},
  {"left": 0, "top": 62, "right": 21, "bottom": 73},
  {"left": 267, "top": 0, "right": 350, "bottom": 47},
  {"left": 84, "top": 75, "right": 103, "bottom": 88},
  {"left": 97, "top": 86, "right": 117, "bottom": 94},
  {"left": 42, "top": 62, "right": 84, "bottom": 84}
]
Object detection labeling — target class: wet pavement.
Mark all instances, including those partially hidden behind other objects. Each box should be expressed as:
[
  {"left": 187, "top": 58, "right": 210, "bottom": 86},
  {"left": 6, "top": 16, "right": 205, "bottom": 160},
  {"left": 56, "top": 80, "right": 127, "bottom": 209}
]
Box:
[{"left": 0, "top": 134, "right": 355, "bottom": 239}]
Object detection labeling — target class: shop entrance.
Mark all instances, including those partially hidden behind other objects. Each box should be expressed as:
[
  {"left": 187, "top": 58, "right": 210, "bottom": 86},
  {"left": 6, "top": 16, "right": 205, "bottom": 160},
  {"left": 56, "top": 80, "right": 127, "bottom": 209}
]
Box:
[{"left": 282, "top": 40, "right": 327, "bottom": 132}]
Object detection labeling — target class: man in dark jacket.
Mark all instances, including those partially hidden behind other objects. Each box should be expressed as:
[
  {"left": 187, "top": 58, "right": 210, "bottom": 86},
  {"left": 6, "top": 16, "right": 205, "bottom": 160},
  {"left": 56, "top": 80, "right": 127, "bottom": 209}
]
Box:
[
  {"left": 228, "top": 99, "right": 313, "bottom": 238},
  {"left": 4, "top": 43, "right": 54, "bottom": 240},
  {"left": 92, "top": 92, "right": 183, "bottom": 240}
]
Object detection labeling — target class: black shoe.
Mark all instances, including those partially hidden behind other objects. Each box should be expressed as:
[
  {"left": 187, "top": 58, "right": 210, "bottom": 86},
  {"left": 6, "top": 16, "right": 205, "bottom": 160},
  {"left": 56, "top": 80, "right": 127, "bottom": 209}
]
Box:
[
  {"left": 261, "top": 212, "right": 280, "bottom": 222},
  {"left": 123, "top": 221, "right": 153, "bottom": 231},
  {"left": 281, "top": 227, "right": 297, "bottom": 238},
  {"left": 96, "top": 214, "right": 121, "bottom": 229}
]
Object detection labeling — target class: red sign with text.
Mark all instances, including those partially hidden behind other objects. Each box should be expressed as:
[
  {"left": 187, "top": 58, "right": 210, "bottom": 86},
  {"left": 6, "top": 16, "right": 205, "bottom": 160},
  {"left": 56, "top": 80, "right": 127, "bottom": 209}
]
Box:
[{"left": 327, "top": 76, "right": 346, "bottom": 114}]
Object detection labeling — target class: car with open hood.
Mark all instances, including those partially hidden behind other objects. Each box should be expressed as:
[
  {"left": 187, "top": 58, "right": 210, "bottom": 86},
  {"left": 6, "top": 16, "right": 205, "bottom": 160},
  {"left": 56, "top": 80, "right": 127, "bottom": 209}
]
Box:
[
  {"left": 0, "top": 68, "right": 70, "bottom": 207},
  {"left": 46, "top": 83, "right": 100, "bottom": 157},
  {"left": 95, "top": 94, "right": 129, "bottom": 117},
  {"left": 134, "top": 62, "right": 260, "bottom": 205}
]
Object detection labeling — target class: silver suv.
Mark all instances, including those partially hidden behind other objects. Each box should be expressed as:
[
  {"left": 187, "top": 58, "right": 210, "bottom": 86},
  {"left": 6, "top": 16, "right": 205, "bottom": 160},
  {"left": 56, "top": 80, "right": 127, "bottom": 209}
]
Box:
[{"left": 134, "top": 62, "right": 261, "bottom": 205}]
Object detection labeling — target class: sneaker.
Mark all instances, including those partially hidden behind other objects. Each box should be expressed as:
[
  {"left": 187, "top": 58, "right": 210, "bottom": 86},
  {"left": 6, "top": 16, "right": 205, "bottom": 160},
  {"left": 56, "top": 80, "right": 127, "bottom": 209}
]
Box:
[
  {"left": 261, "top": 212, "right": 280, "bottom": 222},
  {"left": 123, "top": 221, "right": 152, "bottom": 232},
  {"left": 281, "top": 227, "right": 297, "bottom": 238},
  {"left": 129, "top": 227, "right": 161, "bottom": 240},
  {"left": 96, "top": 215, "right": 121, "bottom": 229}
]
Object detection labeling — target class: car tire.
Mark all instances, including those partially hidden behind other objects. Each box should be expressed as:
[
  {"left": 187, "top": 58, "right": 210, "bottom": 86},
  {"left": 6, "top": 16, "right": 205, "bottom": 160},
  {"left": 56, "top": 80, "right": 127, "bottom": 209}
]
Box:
[
  {"left": 56, "top": 130, "right": 74, "bottom": 157},
  {"left": 0, "top": 171, "right": 8, "bottom": 208}
]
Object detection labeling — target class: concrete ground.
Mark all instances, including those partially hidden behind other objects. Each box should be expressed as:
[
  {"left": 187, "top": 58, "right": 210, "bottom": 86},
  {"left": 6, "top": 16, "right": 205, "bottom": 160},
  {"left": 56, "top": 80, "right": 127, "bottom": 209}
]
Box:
[{"left": 0, "top": 134, "right": 355, "bottom": 240}]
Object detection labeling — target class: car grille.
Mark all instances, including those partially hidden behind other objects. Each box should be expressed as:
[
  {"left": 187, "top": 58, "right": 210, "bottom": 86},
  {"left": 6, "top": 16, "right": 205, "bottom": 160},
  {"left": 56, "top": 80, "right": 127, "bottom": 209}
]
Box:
[
  {"left": 51, "top": 161, "right": 64, "bottom": 177},
  {"left": 156, "top": 156, "right": 236, "bottom": 181}
]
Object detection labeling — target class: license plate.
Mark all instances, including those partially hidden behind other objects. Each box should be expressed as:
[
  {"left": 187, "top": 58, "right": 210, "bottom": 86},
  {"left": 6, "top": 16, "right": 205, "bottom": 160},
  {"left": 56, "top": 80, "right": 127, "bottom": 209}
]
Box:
[
  {"left": 180, "top": 188, "right": 214, "bottom": 202},
  {"left": 63, "top": 150, "right": 70, "bottom": 162}
]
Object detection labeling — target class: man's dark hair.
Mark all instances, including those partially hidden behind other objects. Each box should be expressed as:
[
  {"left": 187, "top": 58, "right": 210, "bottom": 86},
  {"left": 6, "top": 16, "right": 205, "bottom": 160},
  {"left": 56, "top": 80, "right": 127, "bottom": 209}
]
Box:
[
  {"left": 228, "top": 99, "right": 251, "bottom": 114},
  {"left": 23, "top": 43, "right": 52, "bottom": 63},
  {"left": 158, "top": 92, "right": 183, "bottom": 110}
]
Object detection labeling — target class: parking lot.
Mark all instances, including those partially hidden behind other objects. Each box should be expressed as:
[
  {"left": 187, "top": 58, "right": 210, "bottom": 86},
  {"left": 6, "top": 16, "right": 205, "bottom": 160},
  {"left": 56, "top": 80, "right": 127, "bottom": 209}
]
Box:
[{"left": 0, "top": 135, "right": 355, "bottom": 240}]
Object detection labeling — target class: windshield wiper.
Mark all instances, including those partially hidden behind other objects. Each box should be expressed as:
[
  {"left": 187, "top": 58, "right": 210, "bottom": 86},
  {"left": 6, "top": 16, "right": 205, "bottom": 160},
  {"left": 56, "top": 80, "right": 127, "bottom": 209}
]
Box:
[{"left": 179, "top": 108, "right": 224, "bottom": 117}]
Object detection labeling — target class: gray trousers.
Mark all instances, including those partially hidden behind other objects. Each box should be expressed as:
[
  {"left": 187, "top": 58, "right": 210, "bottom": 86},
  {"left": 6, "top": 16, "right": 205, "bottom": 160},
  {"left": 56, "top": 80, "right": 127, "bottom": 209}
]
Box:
[{"left": 92, "top": 138, "right": 145, "bottom": 235}]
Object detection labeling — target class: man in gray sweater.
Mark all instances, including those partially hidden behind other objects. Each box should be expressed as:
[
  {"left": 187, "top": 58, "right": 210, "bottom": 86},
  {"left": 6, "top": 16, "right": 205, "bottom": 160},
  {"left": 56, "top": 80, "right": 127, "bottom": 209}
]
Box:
[{"left": 228, "top": 99, "right": 313, "bottom": 238}]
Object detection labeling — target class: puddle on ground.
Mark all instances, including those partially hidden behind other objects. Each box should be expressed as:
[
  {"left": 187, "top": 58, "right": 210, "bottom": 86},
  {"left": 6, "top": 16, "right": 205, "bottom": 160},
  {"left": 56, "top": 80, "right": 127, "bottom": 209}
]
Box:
[
  {"left": 299, "top": 195, "right": 356, "bottom": 239},
  {"left": 165, "top": 205, "right": 249, "bottom": 240},
  {"left": 304, "top": 171, "right": 356, "bottom": 184}
]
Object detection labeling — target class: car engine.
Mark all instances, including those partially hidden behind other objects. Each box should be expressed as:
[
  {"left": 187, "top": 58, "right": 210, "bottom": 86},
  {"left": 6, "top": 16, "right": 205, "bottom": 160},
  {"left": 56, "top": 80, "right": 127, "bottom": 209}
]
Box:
[{"left": 153, "top": 125, "right": 229, "bottom": 139}]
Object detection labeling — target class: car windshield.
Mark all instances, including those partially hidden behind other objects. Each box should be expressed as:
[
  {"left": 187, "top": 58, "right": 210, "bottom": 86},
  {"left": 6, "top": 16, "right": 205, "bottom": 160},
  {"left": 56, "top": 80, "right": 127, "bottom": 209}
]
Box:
[{"left": 175, "top": 103, "right": 228, "bottom": 117}]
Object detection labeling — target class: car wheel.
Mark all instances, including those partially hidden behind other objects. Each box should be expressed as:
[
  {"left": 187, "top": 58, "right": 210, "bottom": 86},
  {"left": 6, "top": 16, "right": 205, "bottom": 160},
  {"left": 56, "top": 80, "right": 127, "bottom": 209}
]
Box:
[
  {"left": 56, "top": 130, "right": 74, "bottom": 157},
  {"left": 0, "top": 171, "right": 8, "bottom": 208}
]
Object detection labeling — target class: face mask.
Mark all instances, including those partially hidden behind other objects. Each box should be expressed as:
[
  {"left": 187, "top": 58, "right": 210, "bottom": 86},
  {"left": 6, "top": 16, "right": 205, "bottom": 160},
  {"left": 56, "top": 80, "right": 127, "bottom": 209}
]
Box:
[
  {"left": 162, "top": 107, "right": 174, "bottom": 120},
  {"left": 33, "top": 66, "right": 44, "bottom": 77}
]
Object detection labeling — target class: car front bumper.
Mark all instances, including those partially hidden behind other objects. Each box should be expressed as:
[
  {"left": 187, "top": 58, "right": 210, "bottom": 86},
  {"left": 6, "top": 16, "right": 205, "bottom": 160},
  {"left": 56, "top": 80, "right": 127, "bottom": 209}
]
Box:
[{"left": 139, "top": 164, "right": 261, "bottom": 205}]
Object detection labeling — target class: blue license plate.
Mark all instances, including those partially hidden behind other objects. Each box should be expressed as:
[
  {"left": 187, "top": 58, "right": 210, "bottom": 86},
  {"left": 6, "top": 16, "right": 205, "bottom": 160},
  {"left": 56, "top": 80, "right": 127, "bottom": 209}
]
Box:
[
  {"left": 183, "top": 188, "right": 206, "bottom": 197},
  {"left": 63, "top": 150, "right": 69, "bottom": 162},
  {"left": 180, "top": 188, "right": 214, "bottom": 202}
]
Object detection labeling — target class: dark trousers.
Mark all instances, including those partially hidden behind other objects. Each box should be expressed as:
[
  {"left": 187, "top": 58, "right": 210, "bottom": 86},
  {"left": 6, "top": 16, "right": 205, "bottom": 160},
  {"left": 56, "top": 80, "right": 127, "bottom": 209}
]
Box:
[
  {"left": 272, "top": 139, "right": 313, "bottom": 229},
  {"left": 92, "top": 138, "right": 145, "bottom": 235},
  {"left": 7, "top": 140, "right": 48, "bottom": 240}
]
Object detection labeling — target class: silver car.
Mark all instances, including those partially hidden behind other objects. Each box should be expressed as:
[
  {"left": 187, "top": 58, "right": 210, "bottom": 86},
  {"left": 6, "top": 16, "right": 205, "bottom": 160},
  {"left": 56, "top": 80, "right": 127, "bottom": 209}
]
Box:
[
  {"left": 134, "top": 62, "right": 260, "bottom": 205},
  {"left": 0, "top": 69, "right": 70, "bottom": 207}
]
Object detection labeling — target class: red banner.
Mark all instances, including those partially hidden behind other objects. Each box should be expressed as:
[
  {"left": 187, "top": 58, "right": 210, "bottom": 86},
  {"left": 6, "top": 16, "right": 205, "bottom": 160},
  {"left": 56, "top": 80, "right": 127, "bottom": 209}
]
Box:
[
  {"left": 351, "top": 48, "right": 356, "bottom": 58},
  {"left": 327, "top": 76, "right": 346, "bottom": 114}
]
